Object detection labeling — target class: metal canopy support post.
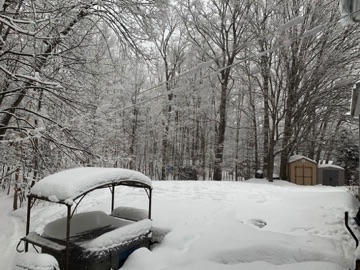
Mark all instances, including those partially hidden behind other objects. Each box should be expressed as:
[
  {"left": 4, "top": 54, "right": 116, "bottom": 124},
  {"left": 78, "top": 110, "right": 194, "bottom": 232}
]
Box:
[
  {"left": 345, "top": 212, "right": 359, "bottom": 247},
  {"left": 111, "top": 183, "right": 115, "bottom": 213},
  {"left": 350, "top": 82, "right": 360, "bottom": 198},
  {"left": 25, "top": 196, "right": 32, "bottom": 252},
  {"left": 349, "top": 82, "right": 360, "bottom": 270},
  {"left": 65, "top": 204, "right": 71, "bottom": 270},
  {"left": 149, "top": 188, "right": 152, "bottom": 220}
]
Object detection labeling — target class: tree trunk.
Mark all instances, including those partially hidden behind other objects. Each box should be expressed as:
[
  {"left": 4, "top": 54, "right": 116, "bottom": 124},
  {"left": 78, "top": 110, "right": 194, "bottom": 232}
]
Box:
[
  {"left": 129, "top": 106, "right": 138, "bottom": 170},
  {"left": 13, "top": 167, "right": 20, "bottom": 211},
  {"left": 279, "top": 89, "right": 295, "bottom": 180},
  {"left": 267, "top": 117, "right": 276, "bottom": 182},
  {"left": 213, "top": 81, "right": 228, "bottom": 181},
  {"left": 262, "top": 75, "right": 270, "bottom": 178},
  {"left": 161, "top": 127, "right": 168, "bottom": 180}
]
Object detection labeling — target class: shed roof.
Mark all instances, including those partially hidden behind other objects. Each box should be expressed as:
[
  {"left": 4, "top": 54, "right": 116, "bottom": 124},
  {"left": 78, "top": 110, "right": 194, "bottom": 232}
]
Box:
[
  {"left": 31, "top": 167, "right": 152, "bottom": 203},
  {"left": 318, "top": 164, "right": 344, "bottom": 170},
  {"left": 288, "top": 155, "right": 316, "bottom": 164}
]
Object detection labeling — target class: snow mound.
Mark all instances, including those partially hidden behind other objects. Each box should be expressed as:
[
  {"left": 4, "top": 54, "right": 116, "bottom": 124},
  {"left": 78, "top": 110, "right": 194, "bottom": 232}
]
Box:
[
  {"left": 13, "top": 253, "right": 59, "bottom": 270},
  {"left": 152, "top": 225, "right": 172, "bottom": 244},
  {"left": 246, "top": 178, "right": 296, "bottom": 186},
  {"left": 157, "top": 260, "right": 346, "bottom": 270},
  {"left": 211, "top": 242, "right": 345, "bottom": 266}
]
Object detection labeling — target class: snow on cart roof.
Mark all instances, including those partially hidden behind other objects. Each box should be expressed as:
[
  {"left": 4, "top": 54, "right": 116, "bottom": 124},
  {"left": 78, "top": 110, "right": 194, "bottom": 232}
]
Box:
[{"left": 30, "top": 167, "right": 152, "bottom": 202}]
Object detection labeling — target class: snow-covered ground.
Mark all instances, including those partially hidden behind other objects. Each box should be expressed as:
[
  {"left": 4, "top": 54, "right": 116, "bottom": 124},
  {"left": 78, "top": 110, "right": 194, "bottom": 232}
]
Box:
[{"left": 1, "top": 179, "right": 359, "bottom": 270}]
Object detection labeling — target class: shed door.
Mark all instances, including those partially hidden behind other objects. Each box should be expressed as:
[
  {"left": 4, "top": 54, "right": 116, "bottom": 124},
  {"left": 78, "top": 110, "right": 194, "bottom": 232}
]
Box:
[
  {"left": 323, "top": 170, "right": 339, "bottom": 186},
  {"left": 295, "top": 166, "right": 313, "bottom": 185}
]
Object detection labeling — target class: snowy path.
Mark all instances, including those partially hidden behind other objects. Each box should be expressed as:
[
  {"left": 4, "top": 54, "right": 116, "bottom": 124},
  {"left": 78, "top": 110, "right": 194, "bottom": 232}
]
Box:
[
  {"left": 0, "top": 195, "right": 24, "bottom": 270},
  {"left": 0, "top": 179, "right": 359, "bottom": 270}
]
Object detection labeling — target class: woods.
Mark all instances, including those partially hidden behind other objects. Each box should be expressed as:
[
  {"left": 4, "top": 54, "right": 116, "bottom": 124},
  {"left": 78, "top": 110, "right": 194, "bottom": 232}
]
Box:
[{"left": 1, "top": 0, "right": 359, "bottom": 205}]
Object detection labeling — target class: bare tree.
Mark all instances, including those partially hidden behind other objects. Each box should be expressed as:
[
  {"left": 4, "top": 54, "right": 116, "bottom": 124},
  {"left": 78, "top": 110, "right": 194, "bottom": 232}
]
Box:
[
  {"left": 181, "top": 0, "right": 254, "bottom": 180},
  {"left": 0, "top": 0, "right": 164, "bottom": 166},
  {"left": 150, "top": 7, "right": 188, "bottom": 179}
]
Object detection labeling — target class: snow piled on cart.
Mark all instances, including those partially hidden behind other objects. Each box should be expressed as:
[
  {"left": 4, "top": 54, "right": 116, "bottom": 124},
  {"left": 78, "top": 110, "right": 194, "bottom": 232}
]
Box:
[
  {"left": 30, "top": 167, "right": 152, "bottom": 202},
  {"left": 82, "top": 219, "right": 152, "bottom": 251},
  {"left": 42, "top": 210, "right": 152, "bottom": 252}
]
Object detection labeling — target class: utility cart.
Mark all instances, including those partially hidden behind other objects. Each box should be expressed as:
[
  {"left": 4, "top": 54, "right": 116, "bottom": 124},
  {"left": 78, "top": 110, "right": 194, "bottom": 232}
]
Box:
[{"left": 16, "top": 167, "right": 153, "bottom": 270}]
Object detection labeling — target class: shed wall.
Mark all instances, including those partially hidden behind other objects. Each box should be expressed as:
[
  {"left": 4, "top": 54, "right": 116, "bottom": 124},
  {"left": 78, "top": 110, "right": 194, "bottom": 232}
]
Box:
[
  {"left": 288, "top": 159, "right": 317, "bottom": 185},
  {"left": 317, "top": 167, "right": 345, "bottom": 186}
]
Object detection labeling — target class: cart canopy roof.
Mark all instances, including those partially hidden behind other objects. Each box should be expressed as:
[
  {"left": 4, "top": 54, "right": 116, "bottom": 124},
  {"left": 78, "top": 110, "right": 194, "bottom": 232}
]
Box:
[{"left": 30, "top": 167, "right": 152, "bottom": 203}]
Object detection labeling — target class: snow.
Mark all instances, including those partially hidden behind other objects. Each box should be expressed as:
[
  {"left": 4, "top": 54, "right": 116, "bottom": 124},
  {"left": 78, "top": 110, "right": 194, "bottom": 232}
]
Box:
[
  {"left": 356, "top": 245, "right": 360, "bottom": 260},
  {"left": 23, "top": 232, "right": 66, "bottom": 252},
  {"left": 111, "top": 206, "right": 148, "bottom": 221},
  {"left": 303, "top": 24, "right": 326, "bottom": 38},
  {"left": 277, "top": 16, "right": 304, "bottom": 31},
  {"left": 31, "top": 167, "right": 152, "bottom": 202},
  {"left": 288, "top": 155, "right": 316, "bottom": 164},
  {"left": 183, "top": 60, "right": 214, "bottom": 75},
  {"left": 13, "top": 253, "right": 59, "bottom": 270},
  {"left": 0, "top": 17, "right": 37, "bottom": 36},
  {"left": 81, "top": 219, "right": 152, "bottom": 251},
  {"left": 48, "top": 195, "right": 60, "bottom": 203},
  {"left": 42, "top": 211, "right": 133, "bottom": 241},
  {"left": 1, "top": 179, "right": 359, "bottom": 270},
  {"left": 0, "top": 0, "right": 4, "bottom": 12},
  {"left": 339, "top": 0, "right": 357, "bottom": 24},
  {"left": 318, "top": 164, "right": 345, "bottom": 170}
]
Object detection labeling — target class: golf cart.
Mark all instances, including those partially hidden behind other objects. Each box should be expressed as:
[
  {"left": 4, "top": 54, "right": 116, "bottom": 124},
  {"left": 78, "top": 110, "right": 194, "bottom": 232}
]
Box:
[{"left": 16, "top": 167, "right": 153, "bottom": 270}]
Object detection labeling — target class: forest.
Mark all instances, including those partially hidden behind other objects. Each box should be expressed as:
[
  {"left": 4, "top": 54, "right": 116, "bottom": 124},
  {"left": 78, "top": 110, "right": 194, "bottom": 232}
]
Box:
[{"left": 1, "top": 0, "right": 360, "bottom": 207}]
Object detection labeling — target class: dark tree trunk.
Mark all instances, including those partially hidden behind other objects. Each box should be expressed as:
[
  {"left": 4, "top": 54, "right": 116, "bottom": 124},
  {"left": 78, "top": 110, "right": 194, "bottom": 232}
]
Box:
[
  {"left": 260, "top": 52, "right": 271, "bottom": 178},
  {"left": 279, "top": 104, "right": 293, "bottom": 180},
  {"left": 213, "top": 80, "right": 228, "bottom": 181}
]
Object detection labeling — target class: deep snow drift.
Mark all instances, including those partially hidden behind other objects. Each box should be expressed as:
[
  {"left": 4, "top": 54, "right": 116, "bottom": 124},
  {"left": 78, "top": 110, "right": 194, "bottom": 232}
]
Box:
[{"left": 0, "top": 179, "right": 359, "bottom": 270}]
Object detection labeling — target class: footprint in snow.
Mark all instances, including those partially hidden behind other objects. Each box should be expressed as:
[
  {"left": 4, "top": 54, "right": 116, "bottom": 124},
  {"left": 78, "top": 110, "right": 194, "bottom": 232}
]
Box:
[{"left": 249, "top": 218, "right": 267, "bottom": 228}]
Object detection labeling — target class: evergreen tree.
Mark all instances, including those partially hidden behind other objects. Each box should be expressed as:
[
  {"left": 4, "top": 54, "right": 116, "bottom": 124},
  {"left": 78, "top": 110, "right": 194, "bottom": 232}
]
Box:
[{"left": 334, "top": 127, "right": 359, "bottom": 185}]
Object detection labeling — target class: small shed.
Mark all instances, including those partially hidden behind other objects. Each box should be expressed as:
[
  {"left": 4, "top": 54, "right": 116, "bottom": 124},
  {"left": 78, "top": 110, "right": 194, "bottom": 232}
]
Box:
[
  {"left": 288, "top": 155, "right": 317, "bottom": 185},
  {"left": 317, "top": 164, "right": 345, "bottom": 186}
]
